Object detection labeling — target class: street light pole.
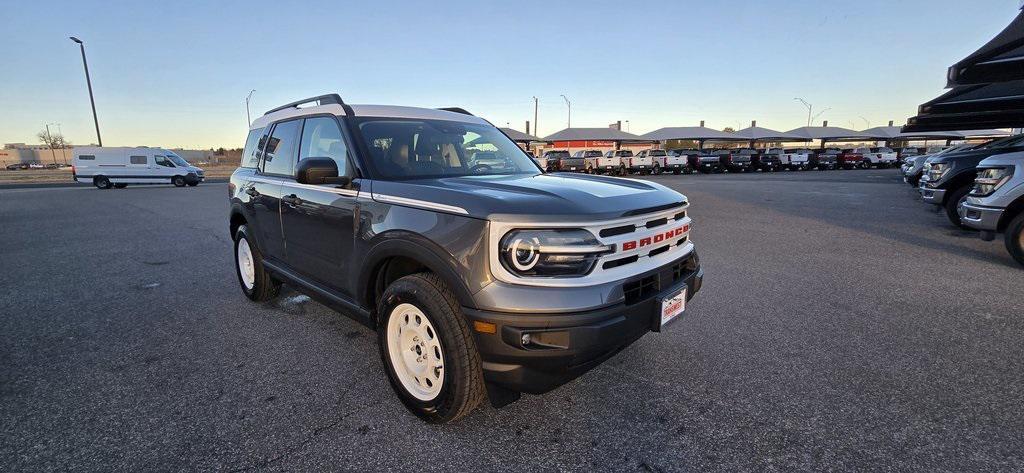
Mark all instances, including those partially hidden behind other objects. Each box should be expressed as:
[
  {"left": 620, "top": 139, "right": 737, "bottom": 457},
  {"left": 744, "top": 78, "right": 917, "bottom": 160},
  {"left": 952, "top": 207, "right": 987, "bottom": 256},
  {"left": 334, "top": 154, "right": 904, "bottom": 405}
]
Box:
[
  {"left": 69, "top": 37, "right": 101, "bottom": 147},
  {"left": 794, "top": 97, "right": 812, "bottom": 126},
  {"left": 246, "top": 89, "right": 256, "bottom": 126},
  {"left": 560, "top": 94, "right": 571, "bottom": 128},
  {"left": 532, "top": 96, "right": 538, "bottom": 137},
  {"left": 45, "top": 124, "right": 57, "bottom": 164}
]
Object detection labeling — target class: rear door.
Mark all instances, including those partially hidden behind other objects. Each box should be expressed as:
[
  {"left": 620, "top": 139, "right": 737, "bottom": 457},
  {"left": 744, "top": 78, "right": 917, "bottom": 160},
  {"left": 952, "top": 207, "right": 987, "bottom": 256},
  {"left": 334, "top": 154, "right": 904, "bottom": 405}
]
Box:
[
  {"left": 279, "top": 116, "right": 359, "bottom": 294},
  {"left": 250, "top": 119, "right": 302, "bottom": 260}
]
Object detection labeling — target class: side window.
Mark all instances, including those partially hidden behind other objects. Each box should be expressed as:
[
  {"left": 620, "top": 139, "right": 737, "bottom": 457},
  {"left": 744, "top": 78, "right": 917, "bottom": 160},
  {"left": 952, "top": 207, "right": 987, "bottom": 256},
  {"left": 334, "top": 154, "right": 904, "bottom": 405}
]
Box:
[
  {"left": 299, "top": 117, "right": 349, "bottom": 175},
  {"left": 241, "top": 127, "right": 265, "bottom": 168},
  {"left": 129, "top": 155, "right": 147, "bottom": 165},
  {"left": 155, "top": 156, "right": 174, "bottom": 167},
  {"left": 78, "top": 155, "right": 95, "bottom": 160},
  {"left": 262, "top": 120, "right": 300, "bottom": 176}
]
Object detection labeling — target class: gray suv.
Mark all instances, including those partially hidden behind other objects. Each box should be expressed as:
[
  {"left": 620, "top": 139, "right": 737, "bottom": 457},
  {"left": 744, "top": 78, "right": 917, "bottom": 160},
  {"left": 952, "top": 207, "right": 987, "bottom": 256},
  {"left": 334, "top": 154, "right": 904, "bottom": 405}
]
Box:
[
  {"left": 228, "top": 95, "right": 704, "bottom": 423},
  {"left": 959, "top": 151, "right": 1024, "bottom": 267}
]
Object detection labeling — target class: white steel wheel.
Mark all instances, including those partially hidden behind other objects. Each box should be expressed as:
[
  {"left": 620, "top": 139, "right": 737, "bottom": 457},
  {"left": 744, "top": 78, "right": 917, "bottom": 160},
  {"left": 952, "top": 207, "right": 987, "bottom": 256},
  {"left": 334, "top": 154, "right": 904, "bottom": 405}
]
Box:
[
  {"left": 386, "top": 303, "right": 444, "bottom": 401},
  {"left": 236, "top": 237, "right": 255, "bottom": 290}
]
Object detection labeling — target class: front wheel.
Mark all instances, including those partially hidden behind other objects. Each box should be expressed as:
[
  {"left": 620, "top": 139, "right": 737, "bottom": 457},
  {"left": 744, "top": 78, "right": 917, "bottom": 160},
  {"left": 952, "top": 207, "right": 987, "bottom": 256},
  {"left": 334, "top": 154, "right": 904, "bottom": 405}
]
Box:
[
  {"left": 1004, "top": 212, "right": 1024, "bottom": 267},
  {"left": 378, "top": 273, "right": 486, "bottom": 423},
  {"left": 172, "top": 175, "right": 186, "bottom": 187},
  {"left": 944, "top": 186, "right": 972, "bottom": 228},
  {"left": 113, "top": 183, "right": 127, "bottom": 189},
  {"left": 653, "top": 164, "right": 662, "bottom": 175}
]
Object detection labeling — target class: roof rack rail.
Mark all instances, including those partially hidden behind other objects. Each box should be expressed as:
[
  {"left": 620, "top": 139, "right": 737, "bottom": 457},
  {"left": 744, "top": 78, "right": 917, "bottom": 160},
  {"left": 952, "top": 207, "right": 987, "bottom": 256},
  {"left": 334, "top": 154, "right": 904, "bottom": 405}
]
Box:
[
  {"left": 438, "top": 107, "right": 474, "bottom": 116},
  {"left": 264, "top": 94, "right": 350, "bottom": 116}
]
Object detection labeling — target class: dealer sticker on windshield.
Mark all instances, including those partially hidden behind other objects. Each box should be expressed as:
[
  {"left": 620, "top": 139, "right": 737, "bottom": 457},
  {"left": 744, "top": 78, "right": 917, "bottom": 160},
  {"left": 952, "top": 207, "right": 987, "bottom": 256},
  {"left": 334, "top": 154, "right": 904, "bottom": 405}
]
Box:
[{"left": 657, "top": 287, "right": 687, "bottom": 331}]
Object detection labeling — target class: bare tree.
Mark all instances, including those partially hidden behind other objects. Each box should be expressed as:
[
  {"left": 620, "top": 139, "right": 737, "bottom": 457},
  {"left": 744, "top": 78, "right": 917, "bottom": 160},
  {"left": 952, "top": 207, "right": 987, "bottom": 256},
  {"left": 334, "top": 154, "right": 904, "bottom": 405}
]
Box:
[{"left": 37, "top": 130, "right": 71, "bottom": 164}]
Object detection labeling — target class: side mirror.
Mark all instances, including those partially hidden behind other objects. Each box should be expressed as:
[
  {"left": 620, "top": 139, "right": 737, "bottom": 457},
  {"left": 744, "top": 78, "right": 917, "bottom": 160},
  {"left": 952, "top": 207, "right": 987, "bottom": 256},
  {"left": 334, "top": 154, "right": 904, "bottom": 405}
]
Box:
[{"left": 295, "top": 157, "right": 350, "bottom": 186}]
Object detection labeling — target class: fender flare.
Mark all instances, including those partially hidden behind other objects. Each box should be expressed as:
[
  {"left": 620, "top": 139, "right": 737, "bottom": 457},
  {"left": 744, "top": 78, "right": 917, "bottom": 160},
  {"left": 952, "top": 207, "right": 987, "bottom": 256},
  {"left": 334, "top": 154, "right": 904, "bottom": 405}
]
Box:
[{"left": 359, "top": 232, "right": 477, "bottom": 312}]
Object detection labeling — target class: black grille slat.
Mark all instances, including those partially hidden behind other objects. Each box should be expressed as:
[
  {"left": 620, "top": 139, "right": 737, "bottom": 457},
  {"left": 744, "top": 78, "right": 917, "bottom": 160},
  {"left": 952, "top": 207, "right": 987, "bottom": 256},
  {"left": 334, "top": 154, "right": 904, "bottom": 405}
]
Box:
[
  {"left": 603, "top": 255, "right": 639, "bottom": 270},
  {"left": 645, "top": 218, "right": 668, "bottom": 229},
  {"left": 599, "top": 225, "right": 636, "bottom": 238},
  {"left": 648, "top": 245, "right": 670, "bottom": 257}
]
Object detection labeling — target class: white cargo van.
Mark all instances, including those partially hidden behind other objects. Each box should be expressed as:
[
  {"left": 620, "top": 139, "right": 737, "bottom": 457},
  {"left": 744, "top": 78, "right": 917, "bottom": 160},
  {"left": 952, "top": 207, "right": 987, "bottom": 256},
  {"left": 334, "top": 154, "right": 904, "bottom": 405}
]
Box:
[{"left": 72, "top": 147, "right": 205, "bottom": 189}]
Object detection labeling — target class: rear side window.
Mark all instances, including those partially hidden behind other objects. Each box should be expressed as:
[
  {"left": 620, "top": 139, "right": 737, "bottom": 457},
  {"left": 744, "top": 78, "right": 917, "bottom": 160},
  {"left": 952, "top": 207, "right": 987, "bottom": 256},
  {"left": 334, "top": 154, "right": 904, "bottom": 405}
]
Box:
[
  {"left": 130, "top": 155, "right": 147, "bottom": 165},
  {"left": 78, "top": 155, "right": 95, "bottom": 160},
  {"left": 300, "top": 117, "right": 350, "bottom": 175},
  {"left": 241, "top": 127, "right": 265, "bottom": 168},
  {"left": 263, "top": 120, "right": 301, "bottom": 176}
]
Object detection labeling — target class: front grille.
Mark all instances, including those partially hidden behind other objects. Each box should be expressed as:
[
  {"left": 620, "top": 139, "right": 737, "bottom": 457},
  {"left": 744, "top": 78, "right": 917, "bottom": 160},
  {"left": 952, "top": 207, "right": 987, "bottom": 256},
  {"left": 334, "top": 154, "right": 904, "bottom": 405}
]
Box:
[{"left": 622, "top": 253, "right": 696, "bottom": 305}]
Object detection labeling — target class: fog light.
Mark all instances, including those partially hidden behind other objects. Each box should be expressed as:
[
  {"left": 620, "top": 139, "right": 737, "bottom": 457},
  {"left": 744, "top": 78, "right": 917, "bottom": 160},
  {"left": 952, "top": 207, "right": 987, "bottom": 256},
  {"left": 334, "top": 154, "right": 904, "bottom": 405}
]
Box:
[{"left": 521, "top": 333, "right": 532, "bottom": 346}]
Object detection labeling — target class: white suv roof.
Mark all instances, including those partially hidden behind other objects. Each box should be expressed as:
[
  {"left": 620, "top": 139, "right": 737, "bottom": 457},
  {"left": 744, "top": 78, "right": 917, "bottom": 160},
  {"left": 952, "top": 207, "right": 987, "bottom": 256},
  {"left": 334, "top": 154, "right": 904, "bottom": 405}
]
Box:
[{"left": 250, "top": 102, "right": 488, "bottom": 130}]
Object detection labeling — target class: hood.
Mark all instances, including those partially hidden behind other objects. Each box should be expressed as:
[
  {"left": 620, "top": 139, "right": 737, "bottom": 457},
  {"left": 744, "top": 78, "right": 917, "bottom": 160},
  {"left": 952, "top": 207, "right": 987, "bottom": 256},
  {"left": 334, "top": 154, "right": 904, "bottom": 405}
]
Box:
[
  {"left": 932, "top": 146, "right": 1023, "bottom": 165},
  {"left": 977, "top": 150, "right": 1024, "bottom": 167},
  {"left": 370, "top": 173, "right": 686, "bottom": 222}
]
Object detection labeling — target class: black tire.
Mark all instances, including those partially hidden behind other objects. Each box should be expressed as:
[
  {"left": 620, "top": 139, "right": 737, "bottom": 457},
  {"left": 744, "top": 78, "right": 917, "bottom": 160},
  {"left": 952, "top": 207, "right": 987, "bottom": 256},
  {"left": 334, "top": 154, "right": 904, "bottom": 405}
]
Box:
[
  {"left": 673, "top": 169, "right": 680, "bottom": 175},
  {"left": 1004, "top": 212, "right": 1024, "bottom": 267},
  {"left": 172, "top": 175, "right": 186, "bottom": 187},
  {"left": 653, "top": 164, "right": 662, "bottom": 175},
  {"left": 187, "top": 182, "right": 198, "bottom": 187},
  {"left": 233, "top": 225, "right": 281, "bottom": 302},
  {"left": 94, "top": 176, "right": 112, "bottom": 190},
  {"left": 377, "top": 273, "right": 485, "bottom": 423},
  {"left": 944, "top": 185, "right": 972, "bottom": 228},
  {"left": 113, "top": 183, "right": 127, "bottom": 189}
]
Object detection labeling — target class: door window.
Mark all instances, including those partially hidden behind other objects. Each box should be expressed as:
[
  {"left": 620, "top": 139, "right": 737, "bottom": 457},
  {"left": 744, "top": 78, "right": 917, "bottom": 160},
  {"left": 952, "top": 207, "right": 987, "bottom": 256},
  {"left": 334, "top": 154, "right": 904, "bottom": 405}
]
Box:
[
  {"left": 155, "top": 156, "right": 174, "bottom": 167},
  {"left": 263, "top": 120, "right": 300, "bottom": 176},
  {"left": 299, "top": 117, "right": 349, "bottom": 175}
]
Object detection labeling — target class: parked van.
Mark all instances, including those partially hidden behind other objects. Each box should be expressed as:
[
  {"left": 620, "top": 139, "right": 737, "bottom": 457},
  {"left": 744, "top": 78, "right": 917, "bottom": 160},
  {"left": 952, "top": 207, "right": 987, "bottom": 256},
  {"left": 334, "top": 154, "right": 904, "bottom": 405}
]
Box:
[{"left": 73, "top": 147, "right": 204, "bottom": 189}]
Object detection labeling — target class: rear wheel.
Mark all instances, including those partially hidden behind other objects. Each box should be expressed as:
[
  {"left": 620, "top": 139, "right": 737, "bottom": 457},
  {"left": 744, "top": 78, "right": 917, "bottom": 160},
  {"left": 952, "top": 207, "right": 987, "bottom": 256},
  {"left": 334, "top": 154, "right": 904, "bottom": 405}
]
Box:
[
  {"left": 944, "top": 185, "right": 972, "bottom": 228},
  {"left": 172, "top": 175, "right": 186, "bottom": 187},
  {"left": 653, "top": 164, "right": 662, "bottom": 175},
  {"left": 234, "top": 225, "right": 281, "bottom": 301},
  {"left": 1004, "top": 212, "right": 1024, "bottom": 267},
  {"left": 93, "top": 176, "right": 112, "bottom": 190},
  {"left": 378, "top": 273, "right": 485, "bottom": 423}
]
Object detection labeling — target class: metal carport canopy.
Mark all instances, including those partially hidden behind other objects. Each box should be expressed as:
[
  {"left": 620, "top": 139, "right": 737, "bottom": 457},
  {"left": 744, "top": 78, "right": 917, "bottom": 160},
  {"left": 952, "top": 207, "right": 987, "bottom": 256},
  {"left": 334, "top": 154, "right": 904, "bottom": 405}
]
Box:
[
  {"left": 859, "top": 126, "right": 964, "bottom": 140},
  {"left": 498, "top": 127, "right": 543, "bottom": 143},
  {"left": 785, "top": 126, "right": 868, "bottom": 141},
  {"left": 541, "top": 127, "right": 651, "bottom": 143},
  {"left": 730, "top": 126, "right": 808, "bottom": 142},
  {"left": 640, "top": 126, "right": 745, "bottom": 141},
  {"left": 946, "top": 7, "right": 1024, "bottom": 86}
]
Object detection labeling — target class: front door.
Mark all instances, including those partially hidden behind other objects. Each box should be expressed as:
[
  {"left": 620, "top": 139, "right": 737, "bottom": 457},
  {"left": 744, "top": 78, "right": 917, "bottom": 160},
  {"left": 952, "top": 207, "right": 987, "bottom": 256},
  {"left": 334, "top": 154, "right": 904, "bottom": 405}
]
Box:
[{"left": 279, "top": 116, "right": 358, "bottom": 296}]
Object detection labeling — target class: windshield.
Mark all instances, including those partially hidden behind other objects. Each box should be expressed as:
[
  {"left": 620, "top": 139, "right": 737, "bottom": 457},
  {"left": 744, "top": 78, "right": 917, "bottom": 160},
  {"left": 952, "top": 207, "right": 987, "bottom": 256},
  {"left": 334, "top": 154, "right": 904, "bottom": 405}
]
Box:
[
  {"left": 583, "top": 151, "right": 602, "bottom": 158},
  {"left": 165, "top": 152, "right": 190, "bottom": 167},
  {"left": 649, "top": 150, "right": 667, "bottom": 156},
  {"left": 356, "top": 119, "right": 540, "bottom": 179}
]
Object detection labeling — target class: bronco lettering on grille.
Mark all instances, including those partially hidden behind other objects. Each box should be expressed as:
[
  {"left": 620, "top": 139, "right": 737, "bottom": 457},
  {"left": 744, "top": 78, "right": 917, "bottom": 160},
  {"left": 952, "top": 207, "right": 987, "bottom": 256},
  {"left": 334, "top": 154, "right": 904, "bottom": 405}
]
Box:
[{"left": 621, "top": 224, "right": 689, "bottom": 251}]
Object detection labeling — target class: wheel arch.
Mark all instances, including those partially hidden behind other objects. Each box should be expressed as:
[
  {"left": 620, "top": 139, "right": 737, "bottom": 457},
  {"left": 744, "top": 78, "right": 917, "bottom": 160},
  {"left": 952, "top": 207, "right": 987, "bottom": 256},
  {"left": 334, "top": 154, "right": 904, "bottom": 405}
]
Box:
[
  {"left": 998, "top": 194, "right": 1024, "bottom": 232},
  {"left": 360, "top": 235, "right": 477, "bottom": 324}
]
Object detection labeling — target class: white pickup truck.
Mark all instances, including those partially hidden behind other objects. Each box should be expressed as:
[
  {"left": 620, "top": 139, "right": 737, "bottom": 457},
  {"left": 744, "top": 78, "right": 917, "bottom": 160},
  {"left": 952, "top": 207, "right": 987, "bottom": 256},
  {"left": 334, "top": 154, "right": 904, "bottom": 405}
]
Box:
[
  {"left": 623, "top": 150, "right": 654, "bottom": 174},
  {"left": 771, "top": 148, "right": 811, "bottom": 170},
  {"left": 856, "top": 147, "right": 898, "bottom": 168},
  {"left": 645, "top": 149, "right": 687, "bottom": 174},
  {"left": 591, "top": 150, "right": 631, "bottom": 174}
]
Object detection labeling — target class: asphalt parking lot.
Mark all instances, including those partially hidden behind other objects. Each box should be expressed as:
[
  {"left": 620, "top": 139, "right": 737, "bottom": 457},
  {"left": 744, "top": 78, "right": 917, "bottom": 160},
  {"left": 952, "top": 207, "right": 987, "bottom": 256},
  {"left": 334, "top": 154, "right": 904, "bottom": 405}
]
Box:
[{"left": 2, "top": 169, "right": 1022, "bottom": 471}]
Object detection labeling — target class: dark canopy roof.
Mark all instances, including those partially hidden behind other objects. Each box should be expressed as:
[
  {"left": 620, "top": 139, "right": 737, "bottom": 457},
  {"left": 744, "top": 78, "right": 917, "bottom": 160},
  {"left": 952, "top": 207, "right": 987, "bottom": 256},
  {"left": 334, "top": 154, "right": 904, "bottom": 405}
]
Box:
[
  {"left": 785, "top": 126, "right": 868, "bottom": 141},
  {"left": 640, "top": 126, "right": 745, "bottom": 141},
  {"left": 730, "top": 126, "right": 807, "bottom": 141},
  {"left": 859, "top": 126, "right": 965, "bottom": 140},
  {"left": 542, "top": 127, "right": 651, "bottom": 142},
  {"left": 905, "top": 8, "right": 1024, "bottom": 132},
  {"left": 498, "top": 127, "right": 543, "bottom": 143},
  {"left": 904, "top": 82, "right": 1024, "bottom": 132},
  {"left": 947, "top": 8, "right": 1024, "bottom": 86}
]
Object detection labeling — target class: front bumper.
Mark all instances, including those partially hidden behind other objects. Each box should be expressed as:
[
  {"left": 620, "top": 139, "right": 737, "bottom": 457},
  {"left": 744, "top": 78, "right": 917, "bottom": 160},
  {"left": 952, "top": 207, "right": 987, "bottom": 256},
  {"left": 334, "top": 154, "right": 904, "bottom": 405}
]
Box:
[
  {"left": 958, "top": 201, "right": 1004, "bottom": 231},
  {"left": 921, "top": 186, "right": 946, "bottom": 205},
  {"left": 464, "top": 252, "right": 703, "bottom": 394}
]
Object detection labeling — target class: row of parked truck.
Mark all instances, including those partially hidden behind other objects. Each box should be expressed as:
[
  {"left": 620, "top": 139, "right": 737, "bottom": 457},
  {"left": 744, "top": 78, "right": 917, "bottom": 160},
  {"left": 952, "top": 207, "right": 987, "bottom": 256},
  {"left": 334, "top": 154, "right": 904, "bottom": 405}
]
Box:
[
  {"left": 900, "top": 135, "right": 1024, "bottom": 267},
  {"left": 536, "top": 147, "right": 910, "bottom": 175}
]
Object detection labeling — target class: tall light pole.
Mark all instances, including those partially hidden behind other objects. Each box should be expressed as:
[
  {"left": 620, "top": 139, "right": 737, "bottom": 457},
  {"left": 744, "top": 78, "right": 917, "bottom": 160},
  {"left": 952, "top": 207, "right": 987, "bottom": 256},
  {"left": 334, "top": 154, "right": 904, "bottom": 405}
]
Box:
[
  {"left": 246, "top": 89, "right": 256, "bottom": 126},
  {"left": 625, "top": 120, "right": 630, "bottom": 132},
  {"left": 45, "top": 123, "right": 57, "bottom": 164},
  {"left": 812, "top": 108, "right": 831, "bottom": 125},
  {"left": 794, "top": 97, "right": 812, "bottom": 127},
  {"left": 69, "top": 37, "right": 101, "bottom": 146},
  {"left": 532, "top": 96, "right": 538, "bottom": 136},
  {"left": 560, "top": 94, "right": 571, "bottom": 128}
]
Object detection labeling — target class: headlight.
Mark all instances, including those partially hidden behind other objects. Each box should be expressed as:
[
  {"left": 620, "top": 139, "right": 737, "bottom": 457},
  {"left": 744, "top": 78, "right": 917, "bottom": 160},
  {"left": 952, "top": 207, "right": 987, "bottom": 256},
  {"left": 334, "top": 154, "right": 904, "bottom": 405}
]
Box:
[
  {"left": 499, "top": 229, "right": 611, "bottom": 277},
  {"left": 927, "top": 162, "right": 949, "bottom": 182},
  {"left": 971, "top": 166, "right": 1014, "bottom": 196}
]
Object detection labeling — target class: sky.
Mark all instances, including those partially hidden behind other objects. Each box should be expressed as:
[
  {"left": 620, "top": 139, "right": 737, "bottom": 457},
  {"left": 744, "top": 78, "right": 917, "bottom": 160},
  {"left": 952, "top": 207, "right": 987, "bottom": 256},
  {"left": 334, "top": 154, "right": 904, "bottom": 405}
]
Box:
[{"left": 0, "top": 0, "right": 1020, "bottom": 149}]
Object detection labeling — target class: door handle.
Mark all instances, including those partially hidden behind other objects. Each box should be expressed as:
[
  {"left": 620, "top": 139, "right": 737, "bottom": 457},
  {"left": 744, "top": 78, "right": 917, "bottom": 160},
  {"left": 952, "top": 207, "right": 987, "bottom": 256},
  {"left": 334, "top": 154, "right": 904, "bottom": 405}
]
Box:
[
  {"left": 281, "top": 194, "right": 303, "bottom": 206},
  {"left": 245, "top": 187, "right": 259, "bottom": 197}
]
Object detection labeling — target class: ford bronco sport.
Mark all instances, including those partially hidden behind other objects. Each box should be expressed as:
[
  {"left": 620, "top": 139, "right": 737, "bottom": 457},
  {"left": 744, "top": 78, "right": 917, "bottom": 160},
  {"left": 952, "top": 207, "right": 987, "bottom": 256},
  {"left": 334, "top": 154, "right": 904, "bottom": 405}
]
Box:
[{"left": 228, "top": 95, "right": 704, "bottom": 423}]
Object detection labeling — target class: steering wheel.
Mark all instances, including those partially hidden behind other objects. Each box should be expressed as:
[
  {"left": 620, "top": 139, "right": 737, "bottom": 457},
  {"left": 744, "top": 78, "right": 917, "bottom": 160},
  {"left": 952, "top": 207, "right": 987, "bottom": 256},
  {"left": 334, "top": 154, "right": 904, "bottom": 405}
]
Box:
[{"left": 469, "top": 163, "right": 492, "bottom": 174}]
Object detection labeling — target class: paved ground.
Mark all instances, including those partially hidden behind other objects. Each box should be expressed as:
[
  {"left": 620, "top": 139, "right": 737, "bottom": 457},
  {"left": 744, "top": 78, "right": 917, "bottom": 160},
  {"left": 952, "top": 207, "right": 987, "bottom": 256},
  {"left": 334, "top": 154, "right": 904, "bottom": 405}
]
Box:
[{"left": 1, "top": 169, "right": 1022, "bottom": 472}]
